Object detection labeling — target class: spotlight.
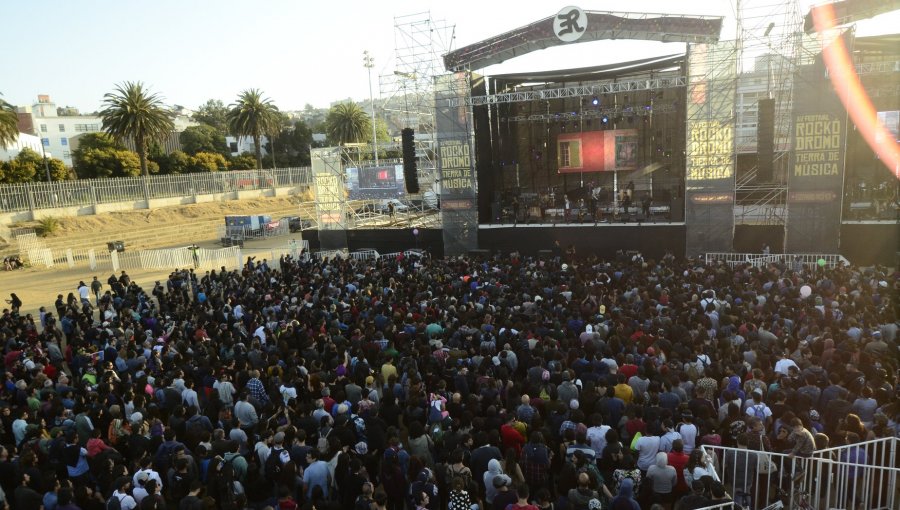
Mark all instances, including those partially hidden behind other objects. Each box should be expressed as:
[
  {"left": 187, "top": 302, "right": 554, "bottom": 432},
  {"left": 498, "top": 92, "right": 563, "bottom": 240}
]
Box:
[
  {"left": 591, "top": 96, "right": 599, "bottom": 106},
  {"left": 601, "top": 115, "right": 609, "bottom": 124}
]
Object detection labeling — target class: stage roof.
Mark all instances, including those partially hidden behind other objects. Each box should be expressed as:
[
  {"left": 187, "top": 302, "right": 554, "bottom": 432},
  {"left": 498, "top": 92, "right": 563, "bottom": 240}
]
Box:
[
  {"left": 443, "top": 10, "right": 722, "bottom": 72},
  {"left": 487, "top": 53, "right": 684, "bottom": 85}
]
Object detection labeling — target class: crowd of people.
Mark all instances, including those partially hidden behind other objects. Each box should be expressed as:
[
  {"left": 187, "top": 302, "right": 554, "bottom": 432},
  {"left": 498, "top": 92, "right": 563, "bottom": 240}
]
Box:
[{"left": 0, "top": 248, "right": 896, "bottom": 510}]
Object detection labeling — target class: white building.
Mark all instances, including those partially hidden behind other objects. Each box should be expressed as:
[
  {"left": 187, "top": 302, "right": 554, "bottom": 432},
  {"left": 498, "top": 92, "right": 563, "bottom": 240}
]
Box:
[
  {"left": 19, "top": 95, "right": 197, "bottom": 166},
  {"left": 19, "top": 95, "right": 105, "bottom": 167},
  {"left": 226, "top": 135, "right": 269, "bottom": 157},
  {"left": 0, "top": 132, "right": 43, "bottom": 161}
]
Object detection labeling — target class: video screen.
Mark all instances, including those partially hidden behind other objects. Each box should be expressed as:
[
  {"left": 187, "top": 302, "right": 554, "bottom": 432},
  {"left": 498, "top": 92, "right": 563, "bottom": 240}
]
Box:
[{"left": 346, "top": 165, "right": 406, "bottom": 199}]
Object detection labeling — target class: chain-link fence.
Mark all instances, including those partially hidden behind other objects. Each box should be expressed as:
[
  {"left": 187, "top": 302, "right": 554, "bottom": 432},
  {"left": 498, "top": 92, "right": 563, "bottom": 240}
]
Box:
[{"left": 0, "top": 168, "right": 313, "bottom": 214}]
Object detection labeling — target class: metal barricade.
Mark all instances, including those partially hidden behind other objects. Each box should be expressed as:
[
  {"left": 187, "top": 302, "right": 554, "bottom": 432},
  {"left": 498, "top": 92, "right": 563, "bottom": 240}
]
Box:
[{"left": 703, "top": 439, "right": 898, "bottom": 510}]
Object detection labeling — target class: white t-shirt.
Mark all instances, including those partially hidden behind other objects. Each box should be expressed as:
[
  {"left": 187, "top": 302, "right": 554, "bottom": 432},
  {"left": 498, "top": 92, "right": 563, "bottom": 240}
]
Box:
[
  {"left": 113, "top": 491, "right": 137, "bottom": 510},
  {"left": 78, "top": 285, "right": 90, "bottom": 300},
  {"left": 586, "top": 425, "right": 610, "bottom": 456},
  {"left": 635, "top": 435, "right": 661, "bottom": 471},
  {"left": 678, "top": 423, "right": 699, "bottom": 454},
  {"left": 774, "top": 358, "right": 799, "bottom": 376},
  {"left": 745, "top": 403, "right": 773, "bottom": 421}
]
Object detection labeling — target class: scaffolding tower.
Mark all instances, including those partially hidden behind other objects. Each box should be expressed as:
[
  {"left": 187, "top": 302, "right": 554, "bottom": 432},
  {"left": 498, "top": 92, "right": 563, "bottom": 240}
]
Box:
[
  {"left": 379, "top": 12, "right": 456, "bottom": 197},
  {"left": 733, "top": 0, "right": 804, "bottom": 225}
]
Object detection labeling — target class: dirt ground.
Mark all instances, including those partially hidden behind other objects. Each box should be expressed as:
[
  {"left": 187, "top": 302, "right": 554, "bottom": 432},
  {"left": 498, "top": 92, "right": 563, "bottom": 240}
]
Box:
[
  {"left": 1, "top": 195, "right": 313, "bottom": 319},
  {"left": 13, "top": 195, "right": 310, "bottom": 237}
]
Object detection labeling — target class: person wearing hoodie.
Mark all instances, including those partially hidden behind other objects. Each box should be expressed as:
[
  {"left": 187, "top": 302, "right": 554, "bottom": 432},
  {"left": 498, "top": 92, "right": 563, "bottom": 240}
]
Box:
[
  {"left": 483, "top": 459, "right": 511, "bottom": 505},
  {"left": 409, "top": 468, "right": 439, "bottom": 510},
  {"left": 609, "top": 478, "right": 640, "bottom": 510},
  {"left": 646, "top": 452, "right": 677, "bottom": 506}
]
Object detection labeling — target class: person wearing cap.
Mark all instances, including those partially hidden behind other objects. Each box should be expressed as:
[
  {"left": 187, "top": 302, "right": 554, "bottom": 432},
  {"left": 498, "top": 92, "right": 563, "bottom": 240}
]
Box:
[{"left": 744, "top": 389, "right": 772, "bottom": 427}]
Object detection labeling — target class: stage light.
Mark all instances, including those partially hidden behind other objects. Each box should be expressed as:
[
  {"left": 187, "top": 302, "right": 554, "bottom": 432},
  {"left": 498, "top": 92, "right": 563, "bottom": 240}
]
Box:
[
  {"left": 591, "top": 96, "right": 599, "bottom": 106},
  {"left": 601, "top": 115, "right": 609, "bottom": 124}
]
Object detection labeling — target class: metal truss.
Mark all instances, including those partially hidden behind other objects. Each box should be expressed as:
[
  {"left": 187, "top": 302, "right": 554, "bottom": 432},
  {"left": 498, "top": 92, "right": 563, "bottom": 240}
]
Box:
[
  {"left": 379, "top": 12, "right": 456, "bottom": 197},
  {"left": 449, "top": 74, "right": 686, "bottom": 107},
  {"left": 502, "top": 103, "right": 677, "bottom": 123}
]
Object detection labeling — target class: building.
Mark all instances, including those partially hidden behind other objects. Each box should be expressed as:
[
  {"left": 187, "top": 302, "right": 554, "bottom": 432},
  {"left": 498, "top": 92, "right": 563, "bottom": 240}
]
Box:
[
  {"left": 17, "top": 95, "right": 198, "bottom": 166},
  {"left": 17, "top": 95, "right": 104, "bottom": 167},
  {"left": 226, "top": 135, "right": 269, "bottom": 157},
  {"left": 0, "top": 132, "right": 43, "bottom": 161}
]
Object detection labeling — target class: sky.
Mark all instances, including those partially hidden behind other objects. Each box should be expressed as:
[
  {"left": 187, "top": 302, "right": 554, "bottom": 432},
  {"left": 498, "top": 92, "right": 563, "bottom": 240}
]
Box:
[{"left": 2, "top": 1, "right": 898, "bottom": 113}]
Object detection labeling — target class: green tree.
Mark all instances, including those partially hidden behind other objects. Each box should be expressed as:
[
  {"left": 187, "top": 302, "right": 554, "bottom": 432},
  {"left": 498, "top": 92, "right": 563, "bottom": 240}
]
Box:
[
  {"left": 189, "top": 151, "right": 227, "bottom": 173},
  {"left": 13, "top": 148, "right": 68, "bottom": 181},
  {"left": 229, "top": 152, "right": 257, "bottom": 170},
  {"left": 0, "top": 160, "right": 35, "bottom": 183},
  {"left": 227, "top": 89, "right": 280, "bottom": 170},
  {"left": 76, "top": 147, "right": 141, "bottom": 178},
  {"left": 179, "top": 124, "right": 227, "bottom": 155},
  {"left": 325, "top": 102, "right": 370, "bottom": 145},
  {"left": 192, "top": 99, "right": 229, "bottom": 134},
  {"left": 152, "top": 149, "right": 190, "bottom": 174},
  {"left": 45, "top": 158, "right": 69, "bottom": 181},
  {"left": 281, "top": 119, "right": 314, "bottom": 166},
  {"left": 0, "top": 93, "right": 18, "bottom": 149},
  {"left": 99, "top": 81, "right": 175, "bottom": 176}
]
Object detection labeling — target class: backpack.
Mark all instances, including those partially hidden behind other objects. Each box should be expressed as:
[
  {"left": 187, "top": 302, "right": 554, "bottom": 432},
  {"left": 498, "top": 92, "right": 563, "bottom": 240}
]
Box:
[
  {"left": 685, "top": 362, "right": 701, "bottom": 380},
  {"left": 752, "top": 404, "right": 767, "bottom": 421},
  {"left": 265, "top": 447, "right": 286, "bottom": 479},
  {"left": 106, "top": 495, "right": 122, "bottom": 510}
]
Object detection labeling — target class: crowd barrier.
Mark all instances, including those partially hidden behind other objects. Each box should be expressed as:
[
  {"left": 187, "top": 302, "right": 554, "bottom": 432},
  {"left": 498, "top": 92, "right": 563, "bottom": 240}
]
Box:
[
  {"left": 0, "top": 168, "right": 313, "bottom": 215},
  {"left": 702, "top": 437, "right": 898, "bottom": 510},
  {"left": 704, "top": 252, "right": 850, "bottom": 268}
]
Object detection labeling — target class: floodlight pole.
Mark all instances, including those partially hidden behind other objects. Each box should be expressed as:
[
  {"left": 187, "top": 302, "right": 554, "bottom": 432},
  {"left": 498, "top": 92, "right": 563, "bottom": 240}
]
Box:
[{"left": 363, "top": 50, "right": 378, "bottom": 165}]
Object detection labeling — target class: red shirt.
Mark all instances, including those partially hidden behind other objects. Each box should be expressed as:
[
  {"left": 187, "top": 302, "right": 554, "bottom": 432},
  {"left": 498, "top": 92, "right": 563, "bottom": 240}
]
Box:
[
  {"left": 668, "top": 451, "right": 690, "bottom": 491},
  {"left": 620, "top": 363, "right": 639, "bottom": 380},
  {"left": 500, "top": 423, "right": 526, "bottom": 454}
]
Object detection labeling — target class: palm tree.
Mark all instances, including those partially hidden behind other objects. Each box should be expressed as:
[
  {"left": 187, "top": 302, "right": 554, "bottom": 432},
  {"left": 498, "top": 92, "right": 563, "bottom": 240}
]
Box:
[
  {"left": 227, "top": 89, "right": 280, "bottom": 169},
  {"left": 0, "top": 93, "right": 19, "bottom": 149},
  {"left": 325, "top": 102, "right": 371, "bottom": 145},
  {"left": 99, "top": 81, "right": 174, "bottom": 176}
]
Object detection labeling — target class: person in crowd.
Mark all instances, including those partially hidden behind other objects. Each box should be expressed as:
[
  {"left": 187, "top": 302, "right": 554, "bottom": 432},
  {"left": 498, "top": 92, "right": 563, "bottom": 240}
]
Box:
[{"left": 0, "top": 248, "right": 893, "bottom": 510}]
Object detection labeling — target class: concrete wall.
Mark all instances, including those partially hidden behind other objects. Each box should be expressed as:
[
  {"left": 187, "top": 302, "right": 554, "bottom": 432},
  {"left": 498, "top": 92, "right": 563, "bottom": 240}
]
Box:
[{"left": 0, "top": 184, "right": 310, "bottom": 225}]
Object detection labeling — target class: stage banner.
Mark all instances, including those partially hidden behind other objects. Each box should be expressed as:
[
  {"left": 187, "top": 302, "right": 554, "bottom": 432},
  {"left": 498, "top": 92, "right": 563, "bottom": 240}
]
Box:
[
  {"left": 684, "top": 41, "right": 738, "bottom": 257},
  {"left": 435, "top": 72, "right": 478, "bottom": 256},
  {"left": 557, "top": 129, "right": 638, "bottom": 173},
  {"left": 311, "top": 147, "right": 348, "bottom": 252},
  {"left": 785, "top": 39, "right": 848, "bottom": 253}
]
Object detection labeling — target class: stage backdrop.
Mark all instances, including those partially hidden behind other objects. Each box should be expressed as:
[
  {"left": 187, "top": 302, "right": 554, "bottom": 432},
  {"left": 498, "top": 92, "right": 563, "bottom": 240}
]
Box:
[
  {"left": 785, "top": 35, "right": 849, "bottom": 253},
  {"left": 556, "top": 129, "right": 639, "bottom": 173},
  {"left": 435, "top": 72, "right": 479, "bottom": 256},
  {"left": 684, "top": 41, "right": 738, "bottom": 257}
]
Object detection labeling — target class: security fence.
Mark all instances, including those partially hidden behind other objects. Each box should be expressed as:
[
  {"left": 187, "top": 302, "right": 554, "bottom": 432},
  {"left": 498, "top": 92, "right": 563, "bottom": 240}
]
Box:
[
  {"left": 704, "top": 252, "right": 850, "bottom": 268},
  {"left": 0, "top": 168, "right": 313, "bottom": 214},
  {"left": 702, "top": 438, "right": 898, "bottom": 510}
]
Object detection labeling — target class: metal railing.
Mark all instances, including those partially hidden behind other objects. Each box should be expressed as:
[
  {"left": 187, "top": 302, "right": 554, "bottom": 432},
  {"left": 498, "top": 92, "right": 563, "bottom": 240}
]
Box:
[
  {"left": 0, "top": 168, "right": 312, "bottom": 214},
  {"left": 702, "top": 439, "right": 898, "bottom": 510},
  {"left": 704, "top": 252, "right": 849, "bottom": 268}
]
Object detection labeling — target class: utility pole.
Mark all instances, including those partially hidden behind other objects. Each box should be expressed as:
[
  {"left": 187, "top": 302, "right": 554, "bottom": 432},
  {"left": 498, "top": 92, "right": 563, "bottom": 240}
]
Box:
[{"left": 363, "top": 50, "right": 378, "bottom": 165}]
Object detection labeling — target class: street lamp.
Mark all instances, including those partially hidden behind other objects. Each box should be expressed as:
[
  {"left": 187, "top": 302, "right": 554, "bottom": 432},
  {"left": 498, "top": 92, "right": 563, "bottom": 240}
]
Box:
[
  {"left": 363, "top": 50, "right": 378, "bottom": 165},
  {"left": 33, "top": 129, "right": 51, "bottom": 181}
]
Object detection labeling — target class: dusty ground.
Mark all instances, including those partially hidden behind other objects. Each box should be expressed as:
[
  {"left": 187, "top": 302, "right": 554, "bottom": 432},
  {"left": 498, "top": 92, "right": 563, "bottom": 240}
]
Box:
[
  {"left": 1, "top": 195, "right": 315, "bottom": 319},
  {"left": 12, "top": 195, "right": 311, "bottom": 238}
]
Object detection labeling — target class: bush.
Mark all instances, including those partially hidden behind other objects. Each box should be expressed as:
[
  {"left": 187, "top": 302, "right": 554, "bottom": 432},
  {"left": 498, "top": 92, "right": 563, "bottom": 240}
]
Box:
[{"left": 37, "top": 216, "right": 60, "bottom": 237}]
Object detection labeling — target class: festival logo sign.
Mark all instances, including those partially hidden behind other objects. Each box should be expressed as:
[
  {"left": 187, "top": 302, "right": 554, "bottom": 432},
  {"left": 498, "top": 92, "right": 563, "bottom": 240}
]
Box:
[{"left": 554, "top": 6, "right": 587, "bottom": 43}]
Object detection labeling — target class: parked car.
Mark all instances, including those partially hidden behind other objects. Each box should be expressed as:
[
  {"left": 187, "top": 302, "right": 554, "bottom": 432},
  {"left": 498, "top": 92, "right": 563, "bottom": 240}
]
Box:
[
  {"left": 375, "top": 199, "right": 411, "bottom": 214},
  {"left": 281, "top": 216, "right": 311, "bottom": 232}
]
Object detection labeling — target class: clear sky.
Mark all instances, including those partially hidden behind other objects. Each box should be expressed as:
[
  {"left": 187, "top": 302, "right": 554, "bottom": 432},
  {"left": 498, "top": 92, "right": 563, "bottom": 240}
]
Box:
[{"left": 2, "top": 1, "right": 897, "bottom": 112}]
